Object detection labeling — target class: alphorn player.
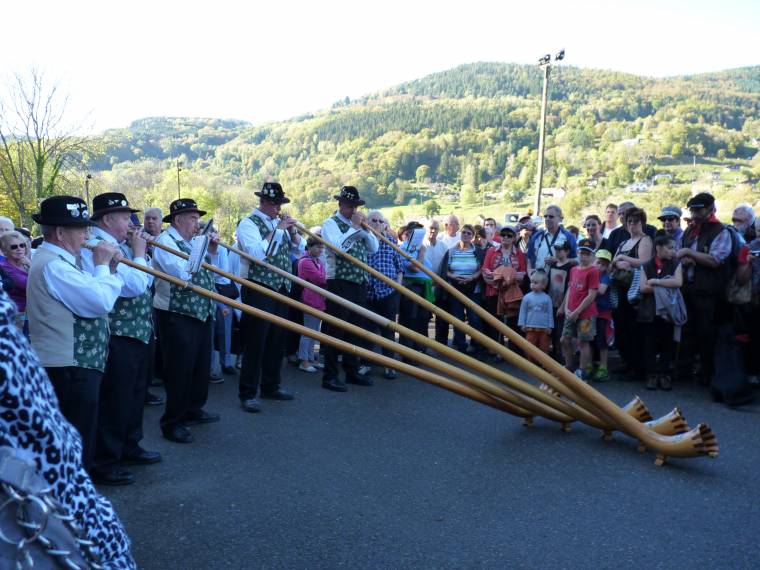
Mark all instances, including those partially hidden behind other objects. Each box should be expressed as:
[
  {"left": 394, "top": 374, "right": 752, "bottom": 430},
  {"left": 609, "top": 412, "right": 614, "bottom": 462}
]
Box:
[
  {"left": 236, "top": 181, "right": 302, "bottom": 413},
  {"left": 26, "top": 195, "right": 123, "bottom": 470},
  {"left": 320, "top": 185, "right": 379, "bottom": 392},
  {"left": 152, "top": 198, "right": 220, "bottom": 443},
  {"left": 81, "top": 192, "right": 161, "bottom": 486}
]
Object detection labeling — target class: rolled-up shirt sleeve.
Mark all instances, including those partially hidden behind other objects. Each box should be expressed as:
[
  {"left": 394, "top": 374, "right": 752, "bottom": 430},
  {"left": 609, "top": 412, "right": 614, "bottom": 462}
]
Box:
[
  {"left": 44, "top": 260, "right": 123, "bottom": 317},
  {"left": 82, "top": 249, "right": 152, "bottom": 299},
  {"left": 709, "top": 229, "right": 733, "bottom": 264}
]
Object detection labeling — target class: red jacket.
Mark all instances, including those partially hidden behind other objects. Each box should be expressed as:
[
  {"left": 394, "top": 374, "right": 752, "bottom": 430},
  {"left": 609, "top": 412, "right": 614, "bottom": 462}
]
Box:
[{"left": 483, "top": 245, "right": 526, "bottom": 297}]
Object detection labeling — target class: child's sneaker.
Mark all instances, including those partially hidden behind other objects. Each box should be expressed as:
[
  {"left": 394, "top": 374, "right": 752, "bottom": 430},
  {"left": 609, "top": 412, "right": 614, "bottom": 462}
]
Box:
[
  {"left": 574, "top": 368, "right": 587, "bottom": 382},
  {"left": 593, "top": 365, "right": 609, "bottom": 383}
]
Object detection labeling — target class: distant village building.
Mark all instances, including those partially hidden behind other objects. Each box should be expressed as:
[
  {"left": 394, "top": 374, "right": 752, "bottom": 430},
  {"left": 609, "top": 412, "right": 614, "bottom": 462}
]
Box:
[
  {"left": 541, "top": 187, "right": 566, "bottom": 200},
  {"left": 586, "top": 171, "right": 607, "bottom": 188},
  {"left": 626, "top": 181, "right": 651, "bottom": 193}
]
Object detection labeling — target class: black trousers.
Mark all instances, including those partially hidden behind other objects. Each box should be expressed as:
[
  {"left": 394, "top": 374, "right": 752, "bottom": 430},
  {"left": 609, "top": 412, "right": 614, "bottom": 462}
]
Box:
[
  {"left": 367, "top": 291, "right": 400, "bottom": 358},
  {"left": 613, "top": 295, "right": 638, "bottom": 370},
  {"left": 323, "top": 279, "right": 366, "bottom": 380},
  {"left": 640, "top": 317, "right": 675, "bottom": 376},
  {"left": 398, "top": 284, "right": 430, "bottom": 352},
  {"left": 94, "top": 335, "right": 149, "bottom": 471},
  {"left": 683, "top": 291, "right": 719, "bottom": 382},
  {"left": 434, "top": 296, "right": 451, "bottom": 345},
  {"left": 156, "top": 310, "right": 212, "bottom": 431},
  {"left": 46, "top": 366, "right": 102, "bottom": 470},
  {"left": 239, "top": 284, "right": 289, "bottom": 400},
  {"left": 152, "top": 308, "right": 164, "bottom": 380}
]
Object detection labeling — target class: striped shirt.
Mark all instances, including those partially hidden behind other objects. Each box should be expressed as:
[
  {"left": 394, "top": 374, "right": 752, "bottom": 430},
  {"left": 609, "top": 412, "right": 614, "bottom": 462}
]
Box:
[{"left": 447, "top": 246, "right": 480, "bottom": 277}]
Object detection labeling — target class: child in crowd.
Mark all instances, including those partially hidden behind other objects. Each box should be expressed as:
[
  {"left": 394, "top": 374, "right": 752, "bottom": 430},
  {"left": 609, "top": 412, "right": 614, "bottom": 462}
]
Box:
[
  {"left": 518, "top": 269, "right": 554, "bottom": 357},
  {"left": 559, "top": 239, "right": 600, "bottom": 380},
  {"left": 547, "top": 241, "right": 573, "bottom": 361},
  {"left": 592, "top": 249, "right": 613, "bottom": 382},
  {"left": 296, "top": 238, "right": 327, "bottom": 372}
]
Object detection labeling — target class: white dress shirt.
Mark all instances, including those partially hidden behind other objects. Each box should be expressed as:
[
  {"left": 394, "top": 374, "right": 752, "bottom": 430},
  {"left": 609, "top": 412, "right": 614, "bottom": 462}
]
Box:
[
  {"left": 236, "top": 209, "right": 304, "bottom": 277},
  {"left": 422, "top": 238, "right": 449, "bottom": 274},
  {"left": 80, "top": 226, "right": 152, "bottom": 298},
  {"left": 440, "top": 233, "right": 461, "bottom": 249},
  {"left": 39, "top": 242, "right": 123, "bottom": 318},
  {"left": 152, "top": 226, "right": 219, "bottom": 281}
]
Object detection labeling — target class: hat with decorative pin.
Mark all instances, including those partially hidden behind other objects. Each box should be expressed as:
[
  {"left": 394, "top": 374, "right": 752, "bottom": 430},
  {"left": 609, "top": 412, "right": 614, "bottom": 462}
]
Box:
[
  {"left": 333, "top": 185, "right": 365, "bottom": 206},
  {"left": 32, "top": 195, "right": 96, "bottom": 227},
  {"left": 91, "top": 192, "right": 139, "bottom": 220},
  {"left": 254, "top": 181, "right": 290, "bottom": 204},
  {"left": 162, "top": 198, "right": 207, "bottom": 223}
]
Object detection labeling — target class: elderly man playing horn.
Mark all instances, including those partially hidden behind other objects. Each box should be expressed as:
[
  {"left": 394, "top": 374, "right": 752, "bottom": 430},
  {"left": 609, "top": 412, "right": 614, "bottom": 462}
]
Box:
[
  {"left": 320, "top": 186, "right": 379, "bottom": 392},
  {"left": 235, "top": 182, "right": 303, "bottom": 413},
  {"left": 26, "top": 195, "right": 124, "bottom": 470},
  {"left": 152, "top": 198, "right": 221, "bottom": 444},
  {"left": 80, "top": 192, "right": 161, "bottom": 485}
]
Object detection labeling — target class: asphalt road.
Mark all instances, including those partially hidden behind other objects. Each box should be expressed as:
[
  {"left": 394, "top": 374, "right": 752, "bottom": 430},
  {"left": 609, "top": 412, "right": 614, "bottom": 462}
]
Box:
[{"left": 102, "top": 360, "right": 760, "bottom": 569}]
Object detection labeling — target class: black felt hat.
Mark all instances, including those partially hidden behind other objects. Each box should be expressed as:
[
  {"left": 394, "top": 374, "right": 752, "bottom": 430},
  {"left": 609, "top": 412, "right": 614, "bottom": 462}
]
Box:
[
  {"left": 162, "top": 198, "right": 207, "bottom": 223},
  {"left": 254, "top": 182, "right": 290, "bottom": 205},
  {"left": 687, "top": 192, "right": 715, "bottom": 210},
  {"left": 333, "top": 185, "right": 365, "bottom": 206},
  {"left": 32, "top": 195, "right": 96, "bottom": 227},
  {"left": 91, "top": 192, "right": 139, "bottom": 220}
]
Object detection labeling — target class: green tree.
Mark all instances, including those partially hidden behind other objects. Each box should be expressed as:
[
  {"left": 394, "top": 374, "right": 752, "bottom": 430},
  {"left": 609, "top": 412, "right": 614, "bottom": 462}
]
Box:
[
  {"left": 423, "top": 199, "right": 441, "bottom": 217},
  {"left": 415, "top": 164, "right": 430, "bottom": 184}
]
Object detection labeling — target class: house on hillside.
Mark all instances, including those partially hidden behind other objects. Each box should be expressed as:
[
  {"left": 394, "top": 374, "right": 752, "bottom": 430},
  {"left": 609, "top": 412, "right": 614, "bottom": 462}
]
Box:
[
  {"left": 541, "top": 187, "right": 566, "bottom": 200},
  {"left": 626, "top": 181, "right": 651, "bottom": 193},
  {"left": 653, "top": 173, "right": 673, "bottom": 183},
  {"left": 586, "top": 171, "right": 607, "bottom": 188}
]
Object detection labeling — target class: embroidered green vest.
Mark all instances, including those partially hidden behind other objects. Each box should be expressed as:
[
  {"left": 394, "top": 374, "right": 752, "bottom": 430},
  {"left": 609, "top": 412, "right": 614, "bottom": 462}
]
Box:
[
  {"left": 246, "top": 215, "right": 292, "bottom": 292},
  {"left": 333, "top": 216, "right": 369, "bottom": 284},
  {"left": 61, "top": 257, "right": 110, "bottom": 372},
  {"left": 168, "top": 237, "right": 216, "bottom": 322},
  {"left": 91, "top": 237, "right": 154, "bottom": 344}
]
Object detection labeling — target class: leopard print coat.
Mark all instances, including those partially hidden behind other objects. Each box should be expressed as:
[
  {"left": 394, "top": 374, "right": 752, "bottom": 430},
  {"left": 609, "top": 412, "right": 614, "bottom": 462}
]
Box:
[{"left": 0, "top": 289, "right": 136, "bottom": 568}]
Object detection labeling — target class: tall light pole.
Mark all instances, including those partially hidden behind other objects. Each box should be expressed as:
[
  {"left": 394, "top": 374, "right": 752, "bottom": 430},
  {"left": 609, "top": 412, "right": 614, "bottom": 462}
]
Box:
[
  {"left": 85, "top": 173, "right": 92, "bottom": 207},
  {"left": 533, "top": 49, "right": 565, "bottom": 215},
  {"left": 176, "top": 160, "right": 182, "bottom": 200}
]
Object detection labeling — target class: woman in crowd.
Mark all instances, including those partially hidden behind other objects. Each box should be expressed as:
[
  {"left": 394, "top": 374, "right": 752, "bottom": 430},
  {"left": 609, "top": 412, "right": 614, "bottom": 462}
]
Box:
[
  {"left": 637, "top": 233, "right": 684, "bottom": 391},
  {"left": 398, "top": 222, "right": 434, "bottom": 372},
  {"left": 296, "top": 237, "right": 327, "bottom": 372},
  {"left": 611, "top": 207, "right": 653, "bottom": 379},
  {"left": 0, "top": 230, "right": 31, "bottom": 331},
  {"left": 482, "top": 225, "right": 527, "bottom": 351},
  {"left": 583, "top": 214, "right": 609, "bottom": 252},
  {"left": 440, "top": 224, "right": 485, "bottom": 354}
]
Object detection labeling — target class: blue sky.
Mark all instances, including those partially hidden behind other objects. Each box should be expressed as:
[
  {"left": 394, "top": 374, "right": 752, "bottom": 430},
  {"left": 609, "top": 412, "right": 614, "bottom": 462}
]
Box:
[{"left": 3, "top": 0, "right": 758, "bottom": 132}]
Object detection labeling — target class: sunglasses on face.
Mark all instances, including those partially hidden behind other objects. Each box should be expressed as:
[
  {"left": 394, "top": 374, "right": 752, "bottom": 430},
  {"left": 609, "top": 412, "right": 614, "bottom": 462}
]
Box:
[
  {"left": 731, "top": 217, "right": 745, "bottom": 223},
  {"left": 502, "top": 233, "right": 515, "bottom": 238},
  {"left": 461, "top": 231, "right": 473, "bottom": 236},
  {"left": 662, "top": 217, "right": 678, "bottom": 222},
  {"left": 9, "top": 243, "right": 26, "bottom": 250},
  {"left": 369, "top": 218, "right": 383, "bottom": 223}
]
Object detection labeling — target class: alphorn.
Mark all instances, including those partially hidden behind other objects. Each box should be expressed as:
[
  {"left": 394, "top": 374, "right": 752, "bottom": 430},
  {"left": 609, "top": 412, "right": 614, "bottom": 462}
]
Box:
[
  {"left": 213, "top": 240, "right": 617, "bottom": 429},
  {"left": 141, "top": 240, "right": 565, "bottom": 421},
  {"left": 92, "top": 247, "right": 536, "bottom": 417},
  {"left": 297, "top": 223, "right": 718, "bottom": 461}
]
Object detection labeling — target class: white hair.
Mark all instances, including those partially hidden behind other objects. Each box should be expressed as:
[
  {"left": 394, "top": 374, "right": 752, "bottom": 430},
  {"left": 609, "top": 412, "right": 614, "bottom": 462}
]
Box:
[
  {"left": 144, "top": 207, "right": 163, "bottom": 218},
  {"left": 734, "top": 203, "right": 755, "bottom": 220},
  {"left": 0, "top": 216, "right": 14, "bottom": 230},
  {"left": 544, "top": 204, "right": 563, "bottom": 218}
]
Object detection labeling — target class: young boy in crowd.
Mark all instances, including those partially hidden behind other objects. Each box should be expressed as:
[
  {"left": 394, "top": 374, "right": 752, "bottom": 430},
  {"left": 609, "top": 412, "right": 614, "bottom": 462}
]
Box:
[
  {"left": 547, "top": 242, "right": 573, "bottom": 361},
  {"left": 592, "top": 249, "right": 613, "bottom": 382},
  {"left": 518, "top": 270, "right": 554, "bottom": 357},
  {"left": 559, "top": 239, "right": 599, "bottom": 380}
]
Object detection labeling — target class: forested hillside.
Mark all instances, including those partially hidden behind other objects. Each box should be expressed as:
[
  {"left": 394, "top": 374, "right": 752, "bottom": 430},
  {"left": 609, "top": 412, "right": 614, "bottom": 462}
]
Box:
[{"left": 81, "top": 63, "right": 760, "bottom": 235}]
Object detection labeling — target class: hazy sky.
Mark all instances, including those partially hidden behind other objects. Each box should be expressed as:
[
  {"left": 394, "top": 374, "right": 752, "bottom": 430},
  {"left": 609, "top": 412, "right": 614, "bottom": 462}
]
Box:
[{"left": 3, "top": 0, "right": 757, "bottom": 132}]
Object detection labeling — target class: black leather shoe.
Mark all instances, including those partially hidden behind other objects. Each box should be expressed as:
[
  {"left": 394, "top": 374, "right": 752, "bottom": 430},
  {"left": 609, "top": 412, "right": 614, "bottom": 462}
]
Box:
[
  {"left": 241, "top": 398, "right": 262, "bottom": 413},
  {"left": 122, "top": 448, "right": 162, "bottom": 465},
  {"left": 322, "top": 378, "right": 348, "bottom": 392},
  {"left": 183, "top": 410, "right": 221, "bottom": 425},
  {"left": 145, "top": 391, "right": 165, "bottom": 406},
  {"left": 260, "top": 388, "right": 294, "bottom": 401},
  {"left": 347, "top": 375, "right": 373, "bottom": 387},
  {"left": 162, "top": 425, "right": 194, "bottom": 444},
  {"left": 92, "top": 468, "right": 136, "bottom": 486},
  {"left": 222, "top": 365, "right": 236, "bottom": 375}
]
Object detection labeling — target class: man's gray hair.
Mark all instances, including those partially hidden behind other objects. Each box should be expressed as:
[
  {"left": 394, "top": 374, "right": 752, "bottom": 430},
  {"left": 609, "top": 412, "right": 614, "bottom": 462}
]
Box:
[
  {"left": 734, "top": 203, "right": 755, "bottom": 220},
  {"left": 144, "top": 207, "right": 163, "bottom": 218},
  {"left": 367, "top": 210, "right": 383, "bottom": 222},
  {"left": 544, "top": 205, "right": 563, "bottom": 218}
]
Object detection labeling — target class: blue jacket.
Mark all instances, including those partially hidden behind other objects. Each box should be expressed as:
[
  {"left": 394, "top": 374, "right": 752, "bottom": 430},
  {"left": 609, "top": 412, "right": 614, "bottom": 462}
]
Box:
[{"left": 526, "top": 226, "right": 578, "bottom": 268}]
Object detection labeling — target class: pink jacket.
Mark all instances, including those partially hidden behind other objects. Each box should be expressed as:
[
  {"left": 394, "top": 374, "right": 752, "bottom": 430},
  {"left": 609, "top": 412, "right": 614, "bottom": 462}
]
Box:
[{"left": 297, "top": 255, "right": 327, "bottom": 311}]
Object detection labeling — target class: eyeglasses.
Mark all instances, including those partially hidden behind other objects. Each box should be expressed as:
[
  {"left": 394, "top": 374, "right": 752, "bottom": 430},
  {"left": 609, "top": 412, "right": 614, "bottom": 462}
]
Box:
[
  {"left": 9, "top": 243, "right": 26, "bottom": 250},
  {"left": 731, "top": 217, "right": 745, "bottom": 223},
  {"left": 369, "top": 218, "right": 383, "bottom": 223},
  {"left": 661, "top": 217, "right": 679, "bottom": 222}
]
